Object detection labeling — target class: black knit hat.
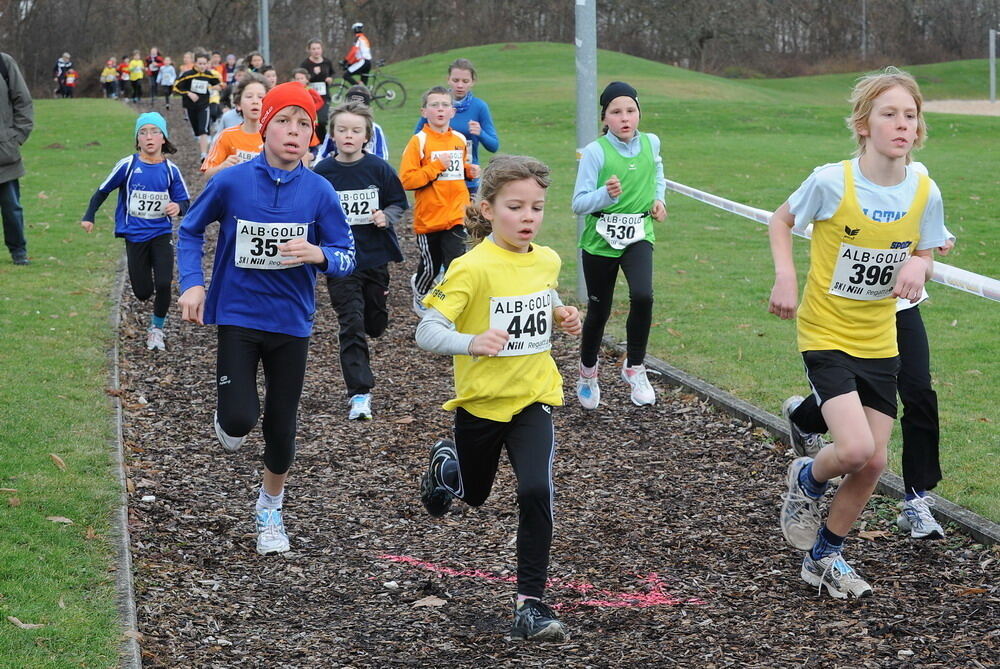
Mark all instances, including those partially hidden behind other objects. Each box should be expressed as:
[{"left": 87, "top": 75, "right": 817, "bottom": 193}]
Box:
[
  {"left": 346, "top": 84, "right": 372, "bottom": 105},
  {"left": 600, "top": 81, "right": 640, "bottom": 117}
]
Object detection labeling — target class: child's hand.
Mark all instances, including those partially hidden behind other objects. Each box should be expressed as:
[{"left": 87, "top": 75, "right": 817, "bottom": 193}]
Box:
[
  {"left": 435, "top": 156, "right": 450, "bottom": 171},
  {"left": 651, "top": 199, "right": 667, "bottom": 222},
  {"left": 466, "top": 163, "right": 481, "bottom": 179},
  {"left": 467, "top": 121, "right": 481, "bottom": 136},
  {"left": 187, "top": 92, "right": 198, "bottom": 102},
  {"left": 469, "top": 328, "right": 509, "bottom": 357},
  {"left": 768, "top": 275, "right": 798, "bottom": 320},
  {"left": 893, "top": 256, "right": 929, "bottom": 303},
  {"left": 554, "top": 306, "right": 582, "bottom": 336},
  {"left": 219, "top": 154, "right": 240, "bottom": 169},
  {"left": 178, "top": 286, "right": 206, "bottom": 325},
  {"left": 605, "top": 175, "right": 622, "bottom": 198},
  {"left": 278, "top": 238, "right": 325, "bottom": 265},
  {"left": 372, "top": 209, "right": 387, "bottom": 228},
  {"left": 165, "top": 202, "right": 180, "bottom": 217},
  {"left": 80, "top": 220, "right": 94, "bottom": 233},
  {"left": 937, "top": 239, "right": 955, "bottom": 256}
]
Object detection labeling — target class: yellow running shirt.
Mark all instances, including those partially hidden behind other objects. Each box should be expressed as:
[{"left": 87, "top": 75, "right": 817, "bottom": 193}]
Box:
[
  {"left": 797, "top": 161, "right": 928, "bottom": 359},
  {"left": 423, "top": 238, "right": 564, "bottom": 422}
]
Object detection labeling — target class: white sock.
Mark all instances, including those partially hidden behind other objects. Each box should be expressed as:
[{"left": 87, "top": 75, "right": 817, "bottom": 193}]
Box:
[
  {"left": 516, "top": 595, "right": 539, "bottom": 608},
  {"left": 257, "top": 488, "right": 284, "bottom": 509},
  {"left": 580, "top": 363, "right": 598, "bottom": 378}
]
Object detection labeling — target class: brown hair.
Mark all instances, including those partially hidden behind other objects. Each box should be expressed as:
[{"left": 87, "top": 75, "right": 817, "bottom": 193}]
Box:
[
  {"left": 328, "top": 101, "right": 374, "bottom": 143},
  {"left": 448, "top": 58, "right": 477, "bottom": 80},
  {"left": 233, "top": 72, "right": 270, "bottom": 115},
  {"left": 847, "top": 66, "right": 926, "bottom": 162},
  {"left": 465, "top": 155, "right": 551, "bottom": 245},
  {"left": 421, "top": 85, "right": 452, "bottom": 107}
]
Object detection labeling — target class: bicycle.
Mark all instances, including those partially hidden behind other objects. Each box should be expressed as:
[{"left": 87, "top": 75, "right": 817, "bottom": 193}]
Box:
[{"left": 330, "top": 59, "right": 407, "bottom": 110}]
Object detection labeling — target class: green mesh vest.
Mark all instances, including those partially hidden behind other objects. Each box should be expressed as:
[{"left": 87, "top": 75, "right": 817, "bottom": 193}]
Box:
[{"left": 580, "top": 133, "right": 656, "bottom": 258}]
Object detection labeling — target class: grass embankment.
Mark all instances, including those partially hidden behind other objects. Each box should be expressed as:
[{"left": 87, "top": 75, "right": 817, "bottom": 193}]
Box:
[
  {"left": 374, "top": 43, "right": 998, "bottom": 520},
  {"left": 0, "top": 98, "right": 135, "bottom": 667}
]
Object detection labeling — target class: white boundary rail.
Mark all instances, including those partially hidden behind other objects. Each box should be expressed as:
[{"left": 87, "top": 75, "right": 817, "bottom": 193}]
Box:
[{"left": 665, "top": 179, "right": 1000, "bottom": 303}]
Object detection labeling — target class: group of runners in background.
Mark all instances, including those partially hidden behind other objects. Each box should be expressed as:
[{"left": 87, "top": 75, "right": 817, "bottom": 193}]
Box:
[{"left": 75, "top": 38, "right": 953, "bottom": 642}]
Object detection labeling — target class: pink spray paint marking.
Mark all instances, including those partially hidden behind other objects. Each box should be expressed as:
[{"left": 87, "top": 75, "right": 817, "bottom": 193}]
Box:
[{"left": 380, "top": 554, "right": 705, "bottom": 610}]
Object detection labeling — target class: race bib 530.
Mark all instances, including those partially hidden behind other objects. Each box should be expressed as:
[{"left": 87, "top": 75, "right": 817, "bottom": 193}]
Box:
[
  {"left": 234, "top": 220, "right": 309, "bottom": 270},
  {"left": 596, "top": 212, "right": 646, "bottom": 250},
  {"left": 489, "top": 289, "right": 552, "bottom": 357},
  {"left": 829, "top": 243, "right": 910, "bottom": 300}
]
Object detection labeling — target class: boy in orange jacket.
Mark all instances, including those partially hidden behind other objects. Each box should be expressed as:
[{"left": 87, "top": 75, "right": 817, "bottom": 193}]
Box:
[{"left": 400, "top": 86, "right": 480, "bottom": 315}]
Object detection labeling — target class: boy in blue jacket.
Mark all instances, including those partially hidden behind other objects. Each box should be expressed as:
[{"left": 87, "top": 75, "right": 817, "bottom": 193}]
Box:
[{"left": 178, "top": 83, "right": 356, "bottom": 555}]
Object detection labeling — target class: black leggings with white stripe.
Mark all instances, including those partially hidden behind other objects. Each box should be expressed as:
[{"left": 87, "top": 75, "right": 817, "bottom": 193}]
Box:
[
  {"left": 412, "top": 225, "right": 467, "bottom": 298},
  {"left": 444, "top": 403, "right": 556, "bottom": 599}
]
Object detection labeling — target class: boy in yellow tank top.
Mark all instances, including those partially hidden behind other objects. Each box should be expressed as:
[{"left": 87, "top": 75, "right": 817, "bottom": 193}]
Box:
[{"left": 767, "top": 67, "right": 949, "bottom": 598}]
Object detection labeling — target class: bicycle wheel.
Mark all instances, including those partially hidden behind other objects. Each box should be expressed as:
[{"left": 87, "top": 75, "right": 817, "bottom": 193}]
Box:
[
  {"left": 329, "top": 82, "right": 348, "bottom": 105},
  {"left": 373, "top": 79, "right": 406, "bottom": 109}
]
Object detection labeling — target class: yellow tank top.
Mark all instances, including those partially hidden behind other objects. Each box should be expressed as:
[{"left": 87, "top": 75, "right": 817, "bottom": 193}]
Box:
[{"left": 797, "top": 161, "right": 928, "bottom": 358}]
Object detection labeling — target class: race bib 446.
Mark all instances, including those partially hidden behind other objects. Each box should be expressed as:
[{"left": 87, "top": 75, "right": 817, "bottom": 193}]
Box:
[
  {"left": 489, "top": 289, "right": 552, "bottom": 357},
  {"left": 234, "top": 220, "right": 309, "bottom": 270},
  {"left": 829, "top": 242, "right": 910, "bottom": 300}
]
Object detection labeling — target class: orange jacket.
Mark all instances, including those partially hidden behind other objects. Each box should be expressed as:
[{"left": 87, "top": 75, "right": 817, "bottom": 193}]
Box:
[
  {"left": 399, "top": 126, "right": 473, "bottom": 234},
  {"left": 200, "top": 125, "right": 264, "bottom": 172}
]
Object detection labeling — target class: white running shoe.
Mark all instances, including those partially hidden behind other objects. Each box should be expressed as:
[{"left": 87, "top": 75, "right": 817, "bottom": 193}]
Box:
[
  {"left": 146, "top": 327, "right": 166, "bottom": 351},
  {"left": 801, "top": 552, "right": 873, "bottom": 599},
  {"left": 213, "top": 411, "right": 246, "bottom": 453},
  {"left": 348, "top": 393, "right": 373, "bottom": 420},
  {"left": 255, "top": 506, "right": 290, "bottom": 555},
  {"left": 897, "top": 495, "right": 945, "bottom": 539},
  {"left": 621, "top": 361, "right": 656, "bottom": 406},
  {"left": 780, "top": 457, "right": 823, "bottom": 550},
  {"left": 576, "top": 365, "right": 600, "bottom": 410},
  {"left": 410, "top": 273, "right": 428, "bottom": 317},
  {"left": 781, "top": 395, "right": 829, "bottom": 458}
]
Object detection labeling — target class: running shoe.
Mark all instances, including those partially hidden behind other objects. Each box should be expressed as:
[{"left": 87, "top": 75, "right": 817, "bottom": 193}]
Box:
[
  {"left": 621, "top": 361, "right": 656, "bottom": 406},
  {"left": 213, "top": 411, "right": 246, "bottom": 453},
  {"left": 348, "top": 393, "right": 373, "bottom": 420},
  {"left": 255, "top": 506, "right": 290, "bottom": 555},
  {"left": 897, "top": 494, "right": 945, "bottom": 539},
  {"left": 420, "top": 439, "right": 456, "bottom": 517},
  {"left": 781, "top": 395, "right": 828, "bottom": 458},
  {"left": 410, "top": 273, "right": 428, "bottom": 317},
  {"left": 146, "top": 327, "right": 166, "bottom": 351},
  {"left": 780, "top": 457, "right": 823, "bottom": 550},
  {"left": 576, "top": 364, "right": 600, "bottom": 410},
  {"left": 801, "top": 552, "right": 873, "bottom": 599},
  {"left": 510, "top": 599, "right": 568, "bottom": 642}
]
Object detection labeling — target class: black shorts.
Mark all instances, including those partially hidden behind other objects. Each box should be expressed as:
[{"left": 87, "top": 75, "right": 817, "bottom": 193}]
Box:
[
  {"left": 188, "top": 105, "right": 211, "bottom": 137},
  {"left": 802, "top": 350, "right": 900, "bottom": 419}
]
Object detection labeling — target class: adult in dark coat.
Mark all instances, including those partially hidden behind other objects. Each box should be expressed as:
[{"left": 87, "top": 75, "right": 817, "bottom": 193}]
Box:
[{"left": 1, "top": 52, "right": 35, "bottom": 264}]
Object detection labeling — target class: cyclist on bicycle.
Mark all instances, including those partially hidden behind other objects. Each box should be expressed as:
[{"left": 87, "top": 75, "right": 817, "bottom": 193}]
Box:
[{"left": 341, "top": 22, "right": 372, "bottom": 86}]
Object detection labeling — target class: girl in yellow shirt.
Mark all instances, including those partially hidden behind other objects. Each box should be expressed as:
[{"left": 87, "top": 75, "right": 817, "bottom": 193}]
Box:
[{"left": 415, "top": 155, "right": 580, "bottom": 642}]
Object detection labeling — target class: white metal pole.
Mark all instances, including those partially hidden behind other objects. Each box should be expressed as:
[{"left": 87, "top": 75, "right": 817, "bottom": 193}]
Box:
[
  {"left": 575, "top": 0, "right": 598, "bottom": 303},
  {"left": 259, "top": 0, "right": 271, "bottom": 65},
  {"left": 990, "top": 28, "right": 996, "bottom": 103}
]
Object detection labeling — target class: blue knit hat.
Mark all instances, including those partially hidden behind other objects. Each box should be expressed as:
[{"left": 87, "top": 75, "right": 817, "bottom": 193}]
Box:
[{"left": 135, "top": 112, "right": 169, "bottom": 140}]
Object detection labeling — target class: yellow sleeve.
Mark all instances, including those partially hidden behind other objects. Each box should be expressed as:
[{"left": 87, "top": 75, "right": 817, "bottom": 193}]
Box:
[{"left": 423, "top": 256, "right": 474, "bottom": 324}]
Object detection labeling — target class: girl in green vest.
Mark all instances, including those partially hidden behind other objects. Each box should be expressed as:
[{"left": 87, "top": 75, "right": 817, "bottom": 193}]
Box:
[{"left": 571, "top": 81, "right": 667, "bottom": 409}]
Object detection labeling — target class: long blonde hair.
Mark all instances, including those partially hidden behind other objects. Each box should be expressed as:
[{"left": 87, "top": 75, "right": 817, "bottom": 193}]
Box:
[
  {"left": 465, "top": 155, "right": 551, "bottom": 245},
  {"left": 847, "top": 66, "right": 926, "bottom": 162}
]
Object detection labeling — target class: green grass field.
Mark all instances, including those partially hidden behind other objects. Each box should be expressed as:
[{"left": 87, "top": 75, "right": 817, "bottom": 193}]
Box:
[
  {"left": 0, "top": 45, "right": 995, "bottom": 666},
  {"left": 374, "top": 43, "right": 998, "bottom": 518},
  {"left": 0, "top": 99, "right": 135, "bottom": 667}
]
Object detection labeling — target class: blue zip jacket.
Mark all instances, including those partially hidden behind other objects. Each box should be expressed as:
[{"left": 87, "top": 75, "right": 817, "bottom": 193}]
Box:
[
  {"left": 85, "top": 155, "right": 190, "bottom": 242},
  {"left": 178, "top": 152, "right": 356, "bottom": 337},
  {"left": 413, "top": 92, "right": 498, "bottom": 190}
]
